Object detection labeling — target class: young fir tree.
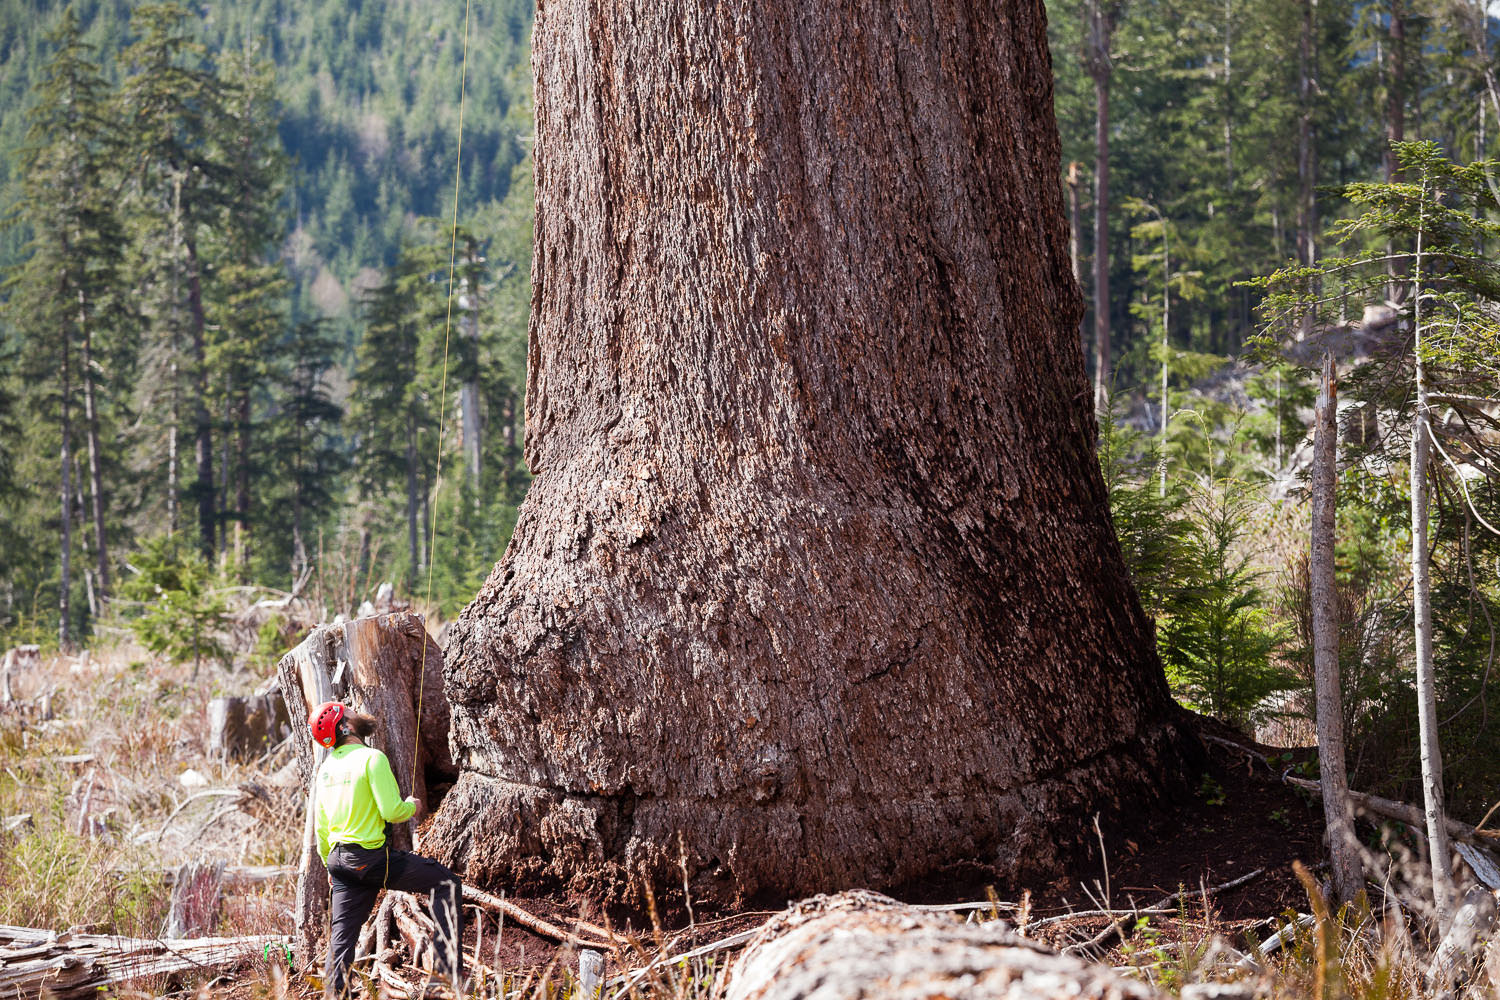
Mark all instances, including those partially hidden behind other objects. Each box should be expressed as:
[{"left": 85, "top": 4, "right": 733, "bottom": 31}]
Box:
[{"left": 1261, "top": 140, "right": 1500, "bottom": 924}]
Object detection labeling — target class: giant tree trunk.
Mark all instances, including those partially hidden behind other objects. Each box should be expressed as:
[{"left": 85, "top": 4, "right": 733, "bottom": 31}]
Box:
[{"left": 428, "top": 0, "right": 1194, "bottom": 908}]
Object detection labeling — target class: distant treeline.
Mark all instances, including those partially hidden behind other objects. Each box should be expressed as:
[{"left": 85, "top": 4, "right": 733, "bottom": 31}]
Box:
[
  {"left": 1048, "top": 0, "right": 1498, "bottom": 396},
  {"left": 0, "top": 1, "right": 534, "bottom": 646}
]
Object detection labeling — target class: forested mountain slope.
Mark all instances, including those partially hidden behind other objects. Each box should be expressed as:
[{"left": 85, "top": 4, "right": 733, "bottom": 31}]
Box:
[
  {"left": 0, "top": 0, "right": 536, "bottom": 639},
  {"left": 0, "top": 0, "right": 534, "bottom": 327}
]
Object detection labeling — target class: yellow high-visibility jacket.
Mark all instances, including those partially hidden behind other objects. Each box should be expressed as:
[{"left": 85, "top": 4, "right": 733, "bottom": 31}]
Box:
[{"left": 314, "top": 744, "right": 415, "bottom": 862}]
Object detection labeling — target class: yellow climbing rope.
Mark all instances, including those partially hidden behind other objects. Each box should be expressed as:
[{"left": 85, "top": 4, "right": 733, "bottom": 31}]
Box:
[{"left": 412, "top": 0, "right": 474, "bottom": 793}]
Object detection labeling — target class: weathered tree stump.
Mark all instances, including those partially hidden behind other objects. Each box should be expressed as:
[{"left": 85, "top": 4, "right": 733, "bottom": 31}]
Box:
[
  {"left": 165, "top": 860, "right": 227, "bottom": 938},
  {"left": 275, "top": 612, "right": 453, "bottom": 975},
  {"left": 725, "top": 892, "right": 1164, "bottom": 1000},
  {"left": 207, "top": 693, "right": 290, "bottom": 761}
]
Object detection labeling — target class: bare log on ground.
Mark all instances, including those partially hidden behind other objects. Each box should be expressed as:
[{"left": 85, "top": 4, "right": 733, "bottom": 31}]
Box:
[
  {"left": 0, "top": 924, "right": 284, "bottom": 999},
  {"left": 428, "top": 0, "right": 1198, "bottom": 907},
  {"left": 1284, "top": 775, "right": 1500, "bottom": 846},
  {"left": 723, "top": 891, "right": 1164, "bottom": 1000},
  {"left": 461, "top": 884, "right": 617, "bottom": 949},
  {"left": 276, "top": 611, "right": 454, "bottom": 975}
]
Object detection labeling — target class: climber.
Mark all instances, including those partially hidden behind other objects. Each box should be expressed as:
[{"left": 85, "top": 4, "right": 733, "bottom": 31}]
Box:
[{"left": 309, "top": 701, "right": 463, "bottom": 997}]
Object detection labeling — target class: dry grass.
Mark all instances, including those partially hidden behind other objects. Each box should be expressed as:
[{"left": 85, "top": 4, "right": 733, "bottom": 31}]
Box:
[
  {"left": 4, "top": 636, "right": 1492, "bottom": 1000},
  {"left": 0, "top": 637, "right": 301, "bottom": 939}
]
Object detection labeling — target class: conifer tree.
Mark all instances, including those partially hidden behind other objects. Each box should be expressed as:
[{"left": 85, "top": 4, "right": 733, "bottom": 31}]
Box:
[
  {"left": 1261, "top": 140, "right": 1500, "bottom": 925},
  {"left": 4, "top": 7, "right": 128, "bottom": 642},
  {"left": 119, "top": 2, "right": 231, "bottom": 559},
  {"left": 258, "top": 318, "right": 346, "bottom": 583},
  {"left": 350, "top": 251, "right": 430, "bottom": 592},
  {"left": 205, "top": 50, "right": 290, "bottom": 570}
]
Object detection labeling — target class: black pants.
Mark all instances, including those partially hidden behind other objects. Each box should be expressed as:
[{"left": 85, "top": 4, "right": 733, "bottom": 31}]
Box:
[{"left": 325, "top": 842, "right": 463, "bottom": 997}]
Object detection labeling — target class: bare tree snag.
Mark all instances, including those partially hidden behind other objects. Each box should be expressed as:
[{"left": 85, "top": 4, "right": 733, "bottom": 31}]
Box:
[
  {"left": 724, "top": 891, "right": 1163, "bottom": 1000},
  {"left": 427, "top": 0, "right": 1195, "bottom": 907},
  {"left": 276, "top": 612, "right": 454, "bottom": 973},
  {"left": 165, "top": 860, "right": 227, "bottom": 938},
  {"left": 1310, "top": 355, "right": 1361, "bottom": 902}
]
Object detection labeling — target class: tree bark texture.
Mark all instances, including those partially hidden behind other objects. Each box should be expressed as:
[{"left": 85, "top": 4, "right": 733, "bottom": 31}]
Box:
[
  {"left": 725, "top": 891, "right": 1163, "bottom": 1000},
  {"left": 1310, "top": 355, "right": 1360, "bottom": 903},
  {"left": 428, "top": 0, "right": 1194, "bottom": 908},
  {"left": 276, "top": 612, "right": 454, "bottom": 972}
]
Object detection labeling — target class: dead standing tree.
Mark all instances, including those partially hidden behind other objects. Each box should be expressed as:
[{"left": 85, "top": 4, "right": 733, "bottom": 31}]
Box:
[{"left": 427, "top": 0, "right": 1197, "bottom": 906}]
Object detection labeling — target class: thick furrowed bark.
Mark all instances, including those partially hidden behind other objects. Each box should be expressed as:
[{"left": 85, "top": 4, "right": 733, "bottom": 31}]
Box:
[{"left": 429, "top": 0, "right": 1194, "bottom": 906}]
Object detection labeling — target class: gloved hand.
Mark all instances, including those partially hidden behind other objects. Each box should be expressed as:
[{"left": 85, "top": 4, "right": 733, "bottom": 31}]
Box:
[{"left": 404, "top": 795, "right": 418, "bottom": 806}]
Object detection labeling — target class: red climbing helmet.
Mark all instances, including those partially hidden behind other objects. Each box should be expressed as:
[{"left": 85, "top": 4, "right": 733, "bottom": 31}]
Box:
[{"left": 309, "top": 701, "right": 346, "bottom": 748}]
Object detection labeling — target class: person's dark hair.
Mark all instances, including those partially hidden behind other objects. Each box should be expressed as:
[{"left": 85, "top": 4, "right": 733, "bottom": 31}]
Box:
[{"left": 337, "top": 712, "right": 377, "bottom": 745}]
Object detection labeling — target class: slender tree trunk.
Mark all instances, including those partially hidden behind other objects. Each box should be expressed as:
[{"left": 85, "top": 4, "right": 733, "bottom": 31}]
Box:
[
  {"left": 1222, "top": 0, "right": 1233, "bottom": 189},
  {"left": 58, "top": 283, "right": 73, "bottom": 652},
  {"left": 167, "top": 174, "right": 183, "bottom": 538},
  {"left": 406, "top": 412, "right": 420, "bottom": 594},
  {"left": 502, "top": 391, "right": 518, "bottom": 475},
  {"left": 1386, "top": 0, "right": 1405, "bottom": 183},
  {"left": 427, "top": 0, "right": 1195, "bottom": 907},
  {"left": 186, "top": 238, "right": 215, "bottom": 561},
  {"left": 1384, "top": 0, "right": 1407, "bottom": 295},
  {"left": 1089, "top": 11, "right": 1113, "bottom": 416},
  {"left": 1411, "top": 184, "right": 1454, "bottom": 924},
  {"left": 1067, "top": 162, "right": 1086, "bottom": 362},
  {"left": 1296, "top": 0, "right": 1318, "bottom": 269},
  {"left": 235, "top": 388, "right": 251, "bottom": 569},
  {"left": 1157, "top": 214, "right": 1169, "bottom": 498},
  {"left": 460, "top": 267, "right": 483, "bottom": 502},
  {"left": 80, "top": 291, "right": 110, "bottom": 601},
  {"left": 1311, "top": 354, "right": 1361, "bottom": 903}
]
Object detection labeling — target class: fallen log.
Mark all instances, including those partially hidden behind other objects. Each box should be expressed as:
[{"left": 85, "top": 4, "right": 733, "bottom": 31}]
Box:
[
  {"left": 721, "top": 891, "right": 1165, "bottom": 1000},
  {"left": 1284, "top": 775, "right": 1500, "bottom": 846},
  {"left": 461, "top": 884, "right": 617, "bottom": 949},
  {"left": 0, "top": 925, "right": 285, "bottom": 999}
]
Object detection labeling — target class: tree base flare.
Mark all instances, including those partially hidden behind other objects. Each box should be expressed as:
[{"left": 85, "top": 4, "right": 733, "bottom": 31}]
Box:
[{"left": 426, "top": 717, "right": 1199, "bottom": 907}]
